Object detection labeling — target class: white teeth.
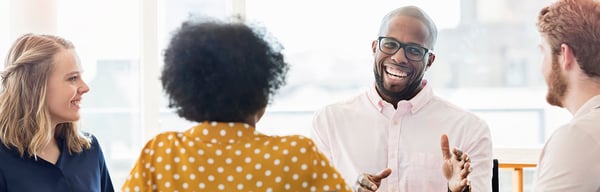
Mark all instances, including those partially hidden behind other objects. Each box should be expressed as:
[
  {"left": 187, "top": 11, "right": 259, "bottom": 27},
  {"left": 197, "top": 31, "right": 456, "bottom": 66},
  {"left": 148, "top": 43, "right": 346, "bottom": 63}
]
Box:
[
  {"left": 387, "top": 71, "right": 407, "bottom": 78},
  {"left": 385, "top": 67, "right": 408, "bottom": 78}
]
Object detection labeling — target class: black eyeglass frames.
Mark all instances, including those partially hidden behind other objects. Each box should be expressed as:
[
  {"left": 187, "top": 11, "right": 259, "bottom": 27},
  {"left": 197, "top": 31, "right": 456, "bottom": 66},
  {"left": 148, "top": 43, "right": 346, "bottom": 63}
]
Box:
[{"left": 377, "top": 36, "right": 432, "bottom": 62}]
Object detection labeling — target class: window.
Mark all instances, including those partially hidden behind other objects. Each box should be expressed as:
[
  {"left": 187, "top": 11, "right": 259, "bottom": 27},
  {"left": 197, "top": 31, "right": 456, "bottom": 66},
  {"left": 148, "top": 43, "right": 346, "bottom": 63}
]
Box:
[
  {"left": 0, "top": 1, "right": 10, "bottom": 60},
  {"left": 57, "top": 0, "right": 142, "bottom": 187},
  {"left": 5, "top": 1, "right": 573, "bottom": 191}
]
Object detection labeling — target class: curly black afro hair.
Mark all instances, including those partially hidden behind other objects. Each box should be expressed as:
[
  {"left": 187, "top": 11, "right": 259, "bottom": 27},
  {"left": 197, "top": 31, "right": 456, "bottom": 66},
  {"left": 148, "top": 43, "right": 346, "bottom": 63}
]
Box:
[{"left": 161, "top": 19, "right": 289, "bottom": 123}]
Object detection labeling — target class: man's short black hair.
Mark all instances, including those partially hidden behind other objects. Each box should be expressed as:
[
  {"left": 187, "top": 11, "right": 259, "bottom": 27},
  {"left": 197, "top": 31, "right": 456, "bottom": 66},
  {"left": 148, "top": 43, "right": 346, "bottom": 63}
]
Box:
[{"left": 161, "top": 19, "right": 288, "bottom": 122}]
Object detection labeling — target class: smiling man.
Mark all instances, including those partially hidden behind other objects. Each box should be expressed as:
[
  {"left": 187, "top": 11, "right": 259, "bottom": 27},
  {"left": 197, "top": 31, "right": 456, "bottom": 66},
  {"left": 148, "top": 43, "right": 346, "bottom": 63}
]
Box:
[{"left": 311, "top": 6, "right": 493, "bottom": 192}]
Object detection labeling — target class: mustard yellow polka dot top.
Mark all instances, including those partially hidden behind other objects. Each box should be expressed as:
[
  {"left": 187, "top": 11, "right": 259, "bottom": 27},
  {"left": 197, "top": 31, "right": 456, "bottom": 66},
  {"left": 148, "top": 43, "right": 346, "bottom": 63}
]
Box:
[{"left": 122, "top": 121, "right": 351, "bottom": 192}]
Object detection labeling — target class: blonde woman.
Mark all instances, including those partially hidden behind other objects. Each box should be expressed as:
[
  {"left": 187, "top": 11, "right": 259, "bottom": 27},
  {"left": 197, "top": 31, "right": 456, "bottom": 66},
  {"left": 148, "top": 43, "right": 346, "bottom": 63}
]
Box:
[{"left": 0, "top": 34, "right": 114, "bottom": 192}]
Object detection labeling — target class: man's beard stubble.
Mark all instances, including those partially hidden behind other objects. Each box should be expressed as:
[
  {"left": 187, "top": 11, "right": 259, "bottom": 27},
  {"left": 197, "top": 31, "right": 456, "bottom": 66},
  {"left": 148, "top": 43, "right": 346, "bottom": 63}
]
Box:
[
  {"left": 546, "top": 55, "right": 568, "bottom": 107},
  {"left": 374, "top": 68, "right": 422, "bottom": 102}
]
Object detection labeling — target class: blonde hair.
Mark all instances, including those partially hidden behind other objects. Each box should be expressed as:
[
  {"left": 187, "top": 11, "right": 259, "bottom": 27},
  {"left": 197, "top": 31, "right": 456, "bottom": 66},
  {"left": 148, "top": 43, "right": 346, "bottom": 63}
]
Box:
[{"left": 0, "top": 33, "right": 91, "bottom": 157}]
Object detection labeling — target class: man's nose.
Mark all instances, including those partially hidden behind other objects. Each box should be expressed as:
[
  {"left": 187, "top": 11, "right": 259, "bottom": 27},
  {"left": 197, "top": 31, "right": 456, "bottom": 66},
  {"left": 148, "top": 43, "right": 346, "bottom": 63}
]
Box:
[{"left": 390, "top": 48, "right": 407, "bottom": 63}]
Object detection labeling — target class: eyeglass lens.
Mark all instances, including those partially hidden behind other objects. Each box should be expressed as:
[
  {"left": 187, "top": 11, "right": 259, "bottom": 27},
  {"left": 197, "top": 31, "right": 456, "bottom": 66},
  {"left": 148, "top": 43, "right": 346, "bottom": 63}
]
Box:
[{"left": 379, "top": 37, "right": 427, "bottom": 61}]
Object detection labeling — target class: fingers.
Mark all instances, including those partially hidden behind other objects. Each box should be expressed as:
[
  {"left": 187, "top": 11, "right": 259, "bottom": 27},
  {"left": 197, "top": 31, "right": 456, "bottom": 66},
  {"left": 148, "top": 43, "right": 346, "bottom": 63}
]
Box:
[
  {"left": 467, "top": 180, "right": 472, "bottom": 191},
  {"left": 356, "top": 169, "right": 392, "bottom": 192},
  {"left": 462, "top": 153, "right": 469, "bottom": 162},
  {"left": 440, "top": 134, "right": 451, "bottom": 160},
  {"left": 460, "top": 178, "right": 469, "bottom": 188},
  {"left": 355, "top": 184, "right": 375, "bottom": 192},
  {"left": 371, "top": 168, "right": 392, "bottom": 182},
  {"left": 460, "top": 162, "right": 471, "bottom": 178},
  {"left": 452, "top": 177, "right": 469, "bottom": 192},
  {"left": 449, "top": 177, "right": 470, "bottom": 192},
  {"left": 452, "top": 147, "right": 463, "bottom": 161},
  {"left": 442, "top": 134, "right": 465, "bottom": 162},
  {"left": 356, "top": 173, "right": 377, "bottom": 191},
  {"left": 459, "top": 152, "right": 470, "bottom": 170}
]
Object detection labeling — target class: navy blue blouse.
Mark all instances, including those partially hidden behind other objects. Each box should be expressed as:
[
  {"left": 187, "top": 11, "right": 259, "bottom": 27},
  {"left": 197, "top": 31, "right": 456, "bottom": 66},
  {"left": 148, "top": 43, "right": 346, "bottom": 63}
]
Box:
[{"left": 0, "top": 134, "right": 114, "bottom": 192}]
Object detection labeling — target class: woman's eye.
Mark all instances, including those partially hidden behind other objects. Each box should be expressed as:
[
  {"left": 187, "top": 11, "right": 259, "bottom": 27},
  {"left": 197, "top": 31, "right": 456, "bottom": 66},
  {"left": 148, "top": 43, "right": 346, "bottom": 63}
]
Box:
[{"left": 68, "top": 76, "right": 78, "bottom": 81}]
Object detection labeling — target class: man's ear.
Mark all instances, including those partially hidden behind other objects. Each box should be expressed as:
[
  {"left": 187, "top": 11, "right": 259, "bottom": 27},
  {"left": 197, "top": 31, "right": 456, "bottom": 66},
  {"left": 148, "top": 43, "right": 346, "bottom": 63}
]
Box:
[
  {"left": 559, "top": 43, "right": 576, "bottom": 71},
  {"left": 426, "top": 53, "right": 436, "bottom": 68},
  {"left": 372, "top": 40, "right": 378, "bottom": 54}
]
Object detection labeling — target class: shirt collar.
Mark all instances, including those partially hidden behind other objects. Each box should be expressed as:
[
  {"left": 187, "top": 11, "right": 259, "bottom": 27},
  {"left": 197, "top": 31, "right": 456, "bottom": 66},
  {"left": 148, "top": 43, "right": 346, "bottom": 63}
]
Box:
[
  {"left": 573, "top": 94, "right": 600, "bottom": 118},
  {"left": 367, "top": 80, "right": 433, "bottom": 115},
  {"left": 185, "top": 121, "right": 259, "bottom": 144}
]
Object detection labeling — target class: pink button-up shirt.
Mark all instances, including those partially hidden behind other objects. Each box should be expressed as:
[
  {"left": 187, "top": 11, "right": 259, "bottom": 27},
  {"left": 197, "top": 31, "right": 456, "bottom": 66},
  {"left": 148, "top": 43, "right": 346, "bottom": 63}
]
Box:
[{"left": 311, "top": 84, "right": 492, "bottom": 191}]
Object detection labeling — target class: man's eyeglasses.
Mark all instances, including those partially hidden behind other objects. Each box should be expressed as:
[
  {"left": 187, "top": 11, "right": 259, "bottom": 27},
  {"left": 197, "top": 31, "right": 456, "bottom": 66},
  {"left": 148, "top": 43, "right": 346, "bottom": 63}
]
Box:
[{"left": 377, "top": 36, "right": 432, "bottom": 62}]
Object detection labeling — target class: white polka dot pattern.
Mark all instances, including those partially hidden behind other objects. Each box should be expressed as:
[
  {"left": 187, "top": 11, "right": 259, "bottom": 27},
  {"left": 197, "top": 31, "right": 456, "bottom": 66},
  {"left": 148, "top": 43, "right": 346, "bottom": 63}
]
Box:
[{"left": 122, "top": 121, "right": 351, "bottom": 191}]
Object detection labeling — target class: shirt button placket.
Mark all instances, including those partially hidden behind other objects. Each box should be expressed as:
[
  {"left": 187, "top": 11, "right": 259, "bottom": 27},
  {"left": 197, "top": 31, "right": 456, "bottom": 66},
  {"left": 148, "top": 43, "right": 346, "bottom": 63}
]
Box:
[{"left": 387, "top": 119, "right": 401, "bottom": 191}]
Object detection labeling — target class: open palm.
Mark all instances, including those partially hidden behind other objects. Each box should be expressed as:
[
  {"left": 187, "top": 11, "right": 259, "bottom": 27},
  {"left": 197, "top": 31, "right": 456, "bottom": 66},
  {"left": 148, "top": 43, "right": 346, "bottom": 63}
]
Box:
[{"left": 441, "top": 134, "right": 471, "bottom": 192}]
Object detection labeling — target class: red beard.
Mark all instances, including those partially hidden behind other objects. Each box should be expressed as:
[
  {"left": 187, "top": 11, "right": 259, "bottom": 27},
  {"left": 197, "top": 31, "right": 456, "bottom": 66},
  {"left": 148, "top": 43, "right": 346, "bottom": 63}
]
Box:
[{"left": 546, "top": 55, "right": 568, "bottom": 107}]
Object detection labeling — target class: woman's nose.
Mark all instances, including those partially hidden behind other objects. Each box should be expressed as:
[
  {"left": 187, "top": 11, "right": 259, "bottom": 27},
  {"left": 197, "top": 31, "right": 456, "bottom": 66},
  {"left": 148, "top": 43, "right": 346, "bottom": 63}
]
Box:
[{"left": 79, "top": 81, "right": 90, "bottom": 94}]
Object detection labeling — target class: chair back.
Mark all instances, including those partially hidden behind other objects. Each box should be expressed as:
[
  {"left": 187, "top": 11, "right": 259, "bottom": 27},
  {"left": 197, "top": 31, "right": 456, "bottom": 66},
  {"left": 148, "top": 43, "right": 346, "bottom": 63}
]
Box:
[{"left": 492, "top": 159, "right": 499, "bottom": 192}]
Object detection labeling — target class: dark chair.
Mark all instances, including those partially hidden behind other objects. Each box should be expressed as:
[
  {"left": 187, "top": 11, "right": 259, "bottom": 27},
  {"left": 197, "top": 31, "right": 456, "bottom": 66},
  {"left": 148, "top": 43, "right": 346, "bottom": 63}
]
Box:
[{"left": 492, "top": 159, "right": 499, "bottom": 192}]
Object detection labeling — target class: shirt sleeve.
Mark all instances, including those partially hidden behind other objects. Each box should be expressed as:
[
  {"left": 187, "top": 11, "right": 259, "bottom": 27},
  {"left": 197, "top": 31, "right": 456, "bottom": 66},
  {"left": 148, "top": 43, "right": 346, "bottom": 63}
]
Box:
[
  {"left": 93, "top": 136, "right": 115, "bottom": 192},
  {"left": 122, "top": 138, "right": 158, "bottom": 192},
  {"left": 534, "top": 126, "right": 600, "bottom": 191},
  {"left": 311, "top": 108, "right": 333, "bottom": 161},
  {"left": 302, "top": 138, "right": 352, "bottom": 192},
  {"left": 464, "top": 119, "right": 493, "bottom": 192},
  {"left": 0, "top": 168, "right": 6, "bottom": 192}
]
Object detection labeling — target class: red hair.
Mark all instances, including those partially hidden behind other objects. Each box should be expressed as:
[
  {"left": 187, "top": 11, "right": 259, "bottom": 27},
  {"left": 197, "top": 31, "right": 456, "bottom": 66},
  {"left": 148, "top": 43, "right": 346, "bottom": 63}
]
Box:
[{"left": 537, "top": 0, "right": 600, "bottom": 77}]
